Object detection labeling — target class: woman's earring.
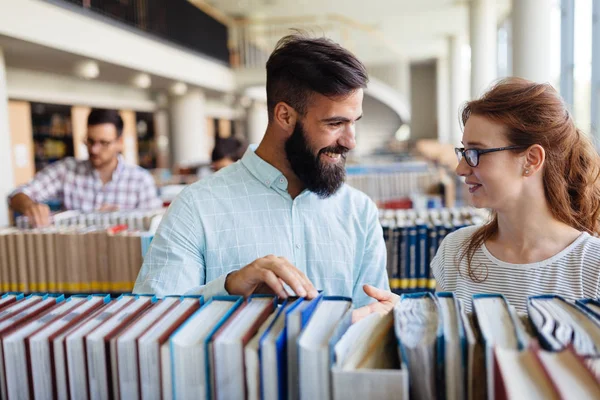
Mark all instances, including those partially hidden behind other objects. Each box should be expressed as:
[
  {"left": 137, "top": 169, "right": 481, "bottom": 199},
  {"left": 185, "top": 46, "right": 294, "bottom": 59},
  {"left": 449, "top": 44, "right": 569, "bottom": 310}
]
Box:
[{"left": 525, "top": 169, "right": 530, "bottom": 175}]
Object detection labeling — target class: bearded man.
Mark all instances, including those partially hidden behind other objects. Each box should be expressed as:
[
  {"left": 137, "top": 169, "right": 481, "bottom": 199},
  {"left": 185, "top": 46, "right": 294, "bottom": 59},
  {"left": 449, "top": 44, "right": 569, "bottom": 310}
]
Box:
[{"left": 133, "top": 34, "right": 394, "bottom": 314}]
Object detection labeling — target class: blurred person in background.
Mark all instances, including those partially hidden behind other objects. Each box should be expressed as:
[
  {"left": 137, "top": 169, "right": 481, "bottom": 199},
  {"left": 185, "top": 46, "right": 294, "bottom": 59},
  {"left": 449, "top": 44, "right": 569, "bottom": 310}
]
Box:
[
  {"left": 8, "top": 108, "right": 162, "bottom": 227},
  {"left": 134, "top": 33, "right": 394, "bottom": 318},
  {"left": 211, "top": 136, "right": 248, "bottom": 172}
]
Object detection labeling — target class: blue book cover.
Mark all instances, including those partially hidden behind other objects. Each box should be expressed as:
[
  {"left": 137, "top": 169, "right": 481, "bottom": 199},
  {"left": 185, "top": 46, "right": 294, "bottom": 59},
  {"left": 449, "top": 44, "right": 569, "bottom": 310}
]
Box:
[
  {"left": 406, "top": 225, "right": 418, "bottom": 290},
  {"left": 436, "top": 292, "right": 468, "bottom": 400},
  {"left": 474, "top": 293, "right": 525, "bottom": 350},
  {"left": 575, "top": 298, "right": 600, "bottom": 321},
  {"left": 416, "top": 221, "right": 428, "bottom": 291},
  {"left": 259, "top": 300, "right": 291, "bottom": 400},
  {"left": 426, "top": 224, "right": 438, "bottom": 290}
]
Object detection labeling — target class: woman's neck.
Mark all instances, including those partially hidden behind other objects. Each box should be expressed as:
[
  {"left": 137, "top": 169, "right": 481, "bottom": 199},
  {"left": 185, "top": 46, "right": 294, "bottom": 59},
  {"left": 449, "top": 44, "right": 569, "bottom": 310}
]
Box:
[{"left": 489, "top": 195, "right": 581, "bottom": 263}]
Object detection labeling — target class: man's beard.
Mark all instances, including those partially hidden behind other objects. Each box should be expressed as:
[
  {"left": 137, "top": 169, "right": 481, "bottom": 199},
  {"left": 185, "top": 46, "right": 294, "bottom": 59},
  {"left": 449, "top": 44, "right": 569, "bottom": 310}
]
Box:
[{"left": 284, "top": 121, "right": 348, "bottom": 198}]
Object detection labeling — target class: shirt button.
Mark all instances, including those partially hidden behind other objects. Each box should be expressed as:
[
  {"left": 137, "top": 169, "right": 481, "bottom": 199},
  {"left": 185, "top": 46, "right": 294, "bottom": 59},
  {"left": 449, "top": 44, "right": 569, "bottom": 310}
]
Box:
[
  {"left": 279, "top": 178, "right": 285, "bottom": 183},
  {"left": 265, "top": 180, "right": 270, "bottom": 185},
  {"left": 295, "top": 244, "right": 301, "bottom": 249}
]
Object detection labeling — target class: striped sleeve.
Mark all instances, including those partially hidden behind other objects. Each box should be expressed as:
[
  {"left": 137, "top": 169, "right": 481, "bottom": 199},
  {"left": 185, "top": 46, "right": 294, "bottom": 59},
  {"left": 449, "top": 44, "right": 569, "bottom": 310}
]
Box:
[{"left": 431, "top": 236, "right": 447, "bottom": 290}]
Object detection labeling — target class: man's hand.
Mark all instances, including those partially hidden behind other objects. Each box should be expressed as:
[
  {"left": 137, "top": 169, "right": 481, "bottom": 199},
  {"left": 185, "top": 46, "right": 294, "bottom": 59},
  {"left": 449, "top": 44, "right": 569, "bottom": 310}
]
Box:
[
  {"left": 352, "top": 284, "right": 400, "bottom": 323},
  {"left": 22, "top": 202, "right": 51, "bottom": 228},
  {"left": 225, "top": 255, "right": 319, "bottom": 299}
]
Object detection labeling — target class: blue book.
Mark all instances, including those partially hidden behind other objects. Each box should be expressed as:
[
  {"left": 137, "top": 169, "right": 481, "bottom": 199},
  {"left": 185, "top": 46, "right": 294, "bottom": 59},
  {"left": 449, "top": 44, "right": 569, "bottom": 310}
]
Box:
[
  {"left": 394, "top": 292, "right": 443, "bottom": 400},
  {"left": 575, "top": 298, "right": 600, "bottom": 321},
  {"left": 528, "top": 295, "right": 600, "bottom": 356},
  {"left": 426, "top": 224, "right": 438, "bottom": 291},
  {"left": 436, "top": 292, "right": 467, "bottom": 400},
  {"left": 406, "top": 224, "right": 418, "bottom": 290},
  {"left": 297, "top": 296, "right": 352, "bottom": 400},
  {"left": 286, "top": 294, "right": 323, "bottom": 400},
  {"left": 259, "top": 300, "right": 294, "bottom": 400},
  {"left": 416, "top": 221, "right": 428, "bottom": 291},
  {"left": 170, "top": 295, "right": 243, "bottom": 400}
]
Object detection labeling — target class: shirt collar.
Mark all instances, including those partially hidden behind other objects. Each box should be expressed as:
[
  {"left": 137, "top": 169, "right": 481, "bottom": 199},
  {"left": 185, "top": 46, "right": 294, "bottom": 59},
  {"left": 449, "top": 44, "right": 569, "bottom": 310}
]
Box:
[
  {"left": 90, "top": 154, "right": 126, "bottom": 181},
  {"left": 241, "top": 145, "right": 288, "bottom": 190}
]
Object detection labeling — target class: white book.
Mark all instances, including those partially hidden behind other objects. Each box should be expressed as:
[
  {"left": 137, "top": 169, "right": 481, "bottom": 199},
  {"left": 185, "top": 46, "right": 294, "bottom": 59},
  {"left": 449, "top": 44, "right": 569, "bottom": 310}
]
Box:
[
  {"left": 66, "top": 295, "right": 135, "bottom": 400},
  {"left": 138, "top": 298, "right": 201, "bottom": 400},
  {"left": 245, "top": 312, "right": 278, "bottom": 400},
  {"left": 298, "top": 298, "right": 352, "bottom": 400},
  {"left": 86, "top": 296, "right": 153, "bottom": 400},
  {"left": 3, "top": 297, "right": 85, "bottom": 400},
  {"left": 213, "top": 298, "right": 274, "bottom": 400},
  {"left": 54, "top": 305, "right": 110, "bottom": 400},
  {"left": 171, "top": 299, "right": 239, "bottom": 400},
  {"left": 537, "top": 348, "right": 600, "bottom": 399},
  {"left": 0, "top": 295, "right": 52, "bottom": 400},
  {"left": 161, "top": 342, "right": 172, "bottom": 400},
  {"left": 117, "top": 297, "right": 179, "bottom": 400},
  {"left": 494, "top": 347, "right": 557, "bottom": 400},
  {"left": 30, "top": 296, "right": 106, "bottom": 400},
  {"left": 333, "top": 311, "right": 408, "bottom": 400}
]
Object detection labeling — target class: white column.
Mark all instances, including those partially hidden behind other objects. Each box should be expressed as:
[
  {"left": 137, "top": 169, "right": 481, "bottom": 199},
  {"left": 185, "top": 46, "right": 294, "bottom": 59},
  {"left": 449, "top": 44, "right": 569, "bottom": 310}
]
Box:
[
  {"left": 449, "top": 36, "right": 468, "bottom": 145},
  {"left": 470, "top": 0, "right": 497, "bottom": 98},
  {"left": 436, "top": 57, "right": 450, "bottom": 144},
  {"left": 512, "top": 0, "right": 553, "bottom": 82},
  {"left": 170, "top": 89, "right": 211, "bottom": 167},
  {"left": 246, "top": 101, "right": 268, "bottom": 145},
  {"left": 0, "top": 48, "right": 15, "bottom": 227}
]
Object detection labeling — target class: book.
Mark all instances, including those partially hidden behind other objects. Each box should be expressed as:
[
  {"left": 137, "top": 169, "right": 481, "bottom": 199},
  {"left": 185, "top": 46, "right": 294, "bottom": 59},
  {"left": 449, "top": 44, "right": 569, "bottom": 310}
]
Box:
[
  {"left": 332, "top": 311, "right": 408, "bottom": 400},
  {"left": 170, "top": 296, "right": 242, "bottom": 400},
  {"left": 394, "top": 292, "right": 442, "bottom": 400},
  {"left": 137, "top": 297, "right": 202, "bottom": 400},
  {"left": 437, "top": 292, "right": 467, "bottom": 400},
  {"left": 297, "top": 296, "right": 352, "bottom": 400},
  {"left": 212, "top": 296, "right": 275, "bottom": 400}
]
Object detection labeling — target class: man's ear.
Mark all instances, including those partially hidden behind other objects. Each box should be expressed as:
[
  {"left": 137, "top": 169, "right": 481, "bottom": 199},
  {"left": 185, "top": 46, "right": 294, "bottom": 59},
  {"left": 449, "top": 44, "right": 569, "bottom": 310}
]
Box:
[
  {"left": 116, "top": 135, "right": 124, "bottom": 153},
  {"left": 272, "top": 102, "right": 298, "bottom": 136}
]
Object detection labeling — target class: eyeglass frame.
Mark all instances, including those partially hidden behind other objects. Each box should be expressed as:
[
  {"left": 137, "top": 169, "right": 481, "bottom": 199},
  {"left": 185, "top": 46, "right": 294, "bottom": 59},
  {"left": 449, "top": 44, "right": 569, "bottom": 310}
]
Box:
[
  {"left": 83, "top": 136, "right": 119, "bottom": 149},
  {"left": 454, "top": 145, "right": 528, "bottom": 167}
]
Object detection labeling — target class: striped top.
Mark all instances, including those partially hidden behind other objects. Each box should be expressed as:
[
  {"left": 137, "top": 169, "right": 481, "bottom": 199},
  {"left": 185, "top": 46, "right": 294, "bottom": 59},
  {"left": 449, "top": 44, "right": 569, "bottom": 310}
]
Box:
[{"left": 432, "top": 225, "right": 600, "bottom": 313}]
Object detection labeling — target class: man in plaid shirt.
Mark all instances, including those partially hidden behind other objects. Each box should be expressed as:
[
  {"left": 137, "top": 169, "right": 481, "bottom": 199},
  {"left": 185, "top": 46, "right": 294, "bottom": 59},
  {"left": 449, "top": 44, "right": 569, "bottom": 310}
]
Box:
[{"left": 8, "top": 109, "right": 161, "bottom": 227}]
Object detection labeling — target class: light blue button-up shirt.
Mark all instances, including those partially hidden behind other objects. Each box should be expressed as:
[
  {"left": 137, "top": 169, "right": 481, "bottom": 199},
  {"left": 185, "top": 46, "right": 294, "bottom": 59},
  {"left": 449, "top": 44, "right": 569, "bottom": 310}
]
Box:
[{"left": 133, "top": 146, "right": 389, "bottom": 308}]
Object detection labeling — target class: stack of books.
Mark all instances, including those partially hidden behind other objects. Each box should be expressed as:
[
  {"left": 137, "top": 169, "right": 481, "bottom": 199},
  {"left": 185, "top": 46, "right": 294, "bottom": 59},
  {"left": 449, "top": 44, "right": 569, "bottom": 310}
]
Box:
[
  {"left": 0, "top": 225, "right": 153, "bottom": 293},
  {"left": 380, "top": 207, "right": 489, "bottom": 294},
  {"left": 0, "top": 291, "right": 599, "bottom": 400},
  {"left": 15, "top": 209, "right": 165, "bottom": 231}
]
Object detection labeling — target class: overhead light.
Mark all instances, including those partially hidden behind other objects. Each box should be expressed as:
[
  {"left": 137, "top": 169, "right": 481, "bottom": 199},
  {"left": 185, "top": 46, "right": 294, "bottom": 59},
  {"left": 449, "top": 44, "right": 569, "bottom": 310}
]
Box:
[
  {"left": 170, "top": 82, "right": 188, "bottom": 96},
  {"left": 132, "top": 73, "right": 152, "bottom": 89},
  {"left": 74, "top": 60, "right": 100, "bottom": 80}
]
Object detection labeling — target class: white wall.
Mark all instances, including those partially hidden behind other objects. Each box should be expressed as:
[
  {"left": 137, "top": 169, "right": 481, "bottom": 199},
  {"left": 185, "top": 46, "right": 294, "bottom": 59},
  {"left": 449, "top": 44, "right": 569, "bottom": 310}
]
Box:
[
  {"left": 355, "top": 95, "right": 403, "bottom": 156},
  {"left": 6, "top": 68, "right": 155, "bottom": 111},
  {"left": 0, "top": 0, "right": 234, "bottom": 92},
  {"left": 410, "top": 62, "right": 438, "bottom": 141}
]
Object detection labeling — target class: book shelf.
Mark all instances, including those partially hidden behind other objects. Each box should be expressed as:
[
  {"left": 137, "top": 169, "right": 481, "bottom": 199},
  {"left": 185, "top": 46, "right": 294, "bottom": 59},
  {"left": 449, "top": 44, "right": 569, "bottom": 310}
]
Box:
[{"left": 30, "top": 102, "right": 74, "bottom": 172}]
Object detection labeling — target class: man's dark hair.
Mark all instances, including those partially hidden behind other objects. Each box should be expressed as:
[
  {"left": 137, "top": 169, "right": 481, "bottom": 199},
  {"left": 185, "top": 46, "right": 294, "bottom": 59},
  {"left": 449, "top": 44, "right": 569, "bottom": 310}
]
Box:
[
  {"left": 266, "top": 34, "right": 368, "bottom": 121},
  {"left": 87, "top": 108, "right": 124, "bottom": 137},
  {"left": 212, "top": 137, "right": 247, "bottom": 162}
]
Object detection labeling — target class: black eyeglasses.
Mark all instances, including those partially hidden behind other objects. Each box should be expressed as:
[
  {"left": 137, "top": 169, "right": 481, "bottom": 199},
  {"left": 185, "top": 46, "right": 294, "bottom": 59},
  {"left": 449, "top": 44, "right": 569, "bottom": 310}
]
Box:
[
  {"left": 455, "top": 145, "right": 528, "bottom": 167},
  {"left": 83, "top": 137, "right": 117, "bottom": 149}
]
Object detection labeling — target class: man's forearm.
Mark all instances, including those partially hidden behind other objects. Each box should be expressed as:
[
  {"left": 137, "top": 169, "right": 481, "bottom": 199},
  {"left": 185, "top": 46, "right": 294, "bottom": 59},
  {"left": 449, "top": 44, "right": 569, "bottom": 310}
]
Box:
[{"left": 9, "top": 192, "right": 36, "bottom": 214}]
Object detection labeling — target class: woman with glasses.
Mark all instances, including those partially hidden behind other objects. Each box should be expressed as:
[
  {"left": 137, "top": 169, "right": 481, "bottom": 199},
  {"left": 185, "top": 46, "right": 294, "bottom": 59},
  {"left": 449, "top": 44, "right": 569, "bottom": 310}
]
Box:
[{"left": 429, "top": 77, "right": 600, "bottom": 312}]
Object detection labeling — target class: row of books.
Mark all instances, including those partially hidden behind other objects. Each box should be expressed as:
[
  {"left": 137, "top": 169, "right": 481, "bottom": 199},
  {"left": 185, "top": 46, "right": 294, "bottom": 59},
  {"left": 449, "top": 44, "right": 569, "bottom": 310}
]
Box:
[
  {"left": 0, "top": 291, "right": 599, "bottom": 400},
  {"left": 15, "top": 209, "right": 165, "bottom": 231},
  {"left": 0, "top": 226, "right": 153, "bottom": 293},
  {"left": 346, "top": 166, "right": 442, "bottom": 204},
  {"left": 380, "top": 207, "right": 488, "bottom": 293}
]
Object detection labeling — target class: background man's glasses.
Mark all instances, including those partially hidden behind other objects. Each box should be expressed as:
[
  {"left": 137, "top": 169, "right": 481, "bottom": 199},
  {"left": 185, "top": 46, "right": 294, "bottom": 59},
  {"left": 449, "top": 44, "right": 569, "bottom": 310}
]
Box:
[
  {"left": 84, "top": 137, "right": 117, "bottom": 148},
  {"left": 455, "top": 145, "right": 528, "bottom": 167}
]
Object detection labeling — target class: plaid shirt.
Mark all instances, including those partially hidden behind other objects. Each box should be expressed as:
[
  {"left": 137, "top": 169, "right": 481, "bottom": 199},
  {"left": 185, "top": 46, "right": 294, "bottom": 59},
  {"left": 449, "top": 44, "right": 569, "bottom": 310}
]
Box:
[{"left": 9, "top": 156, "right": 161, "bottom": 211}]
